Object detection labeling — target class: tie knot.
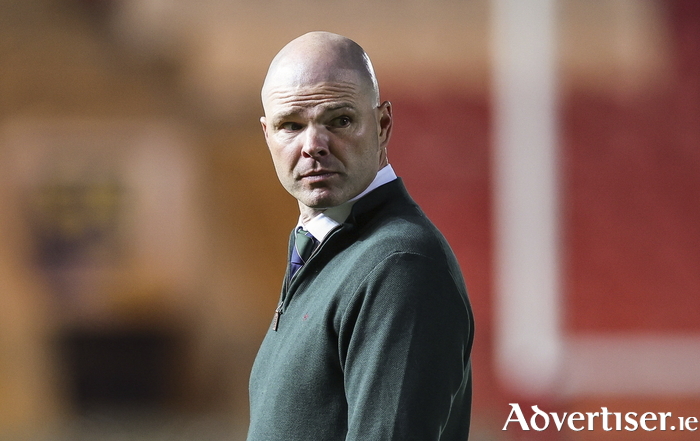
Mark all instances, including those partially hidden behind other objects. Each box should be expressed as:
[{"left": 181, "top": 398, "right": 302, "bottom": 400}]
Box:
[{"left": 294, "top": 228, "right": 317, "bottom": 263}]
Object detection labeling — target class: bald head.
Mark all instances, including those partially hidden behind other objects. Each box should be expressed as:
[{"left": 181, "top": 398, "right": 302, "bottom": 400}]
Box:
[
  {"left": 261, "top": 32, "right": 379, "bottom": 109},
  {"left": 259, "top": 32, "right": 393, "bottom": 216}
]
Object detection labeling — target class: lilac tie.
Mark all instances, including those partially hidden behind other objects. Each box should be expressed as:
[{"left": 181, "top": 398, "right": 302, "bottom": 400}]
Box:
[{"left": 289, "top": 228, "right": 318, "bottom": 279}]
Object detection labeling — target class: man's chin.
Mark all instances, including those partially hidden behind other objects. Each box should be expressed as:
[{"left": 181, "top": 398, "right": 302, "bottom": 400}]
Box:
[{"left": 297, "top": 191, "right": 347, "bottom": 211}]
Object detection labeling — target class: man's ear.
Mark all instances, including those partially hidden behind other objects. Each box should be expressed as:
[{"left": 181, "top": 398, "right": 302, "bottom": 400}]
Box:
[
  {"left": 377, "top": 101, "right": 392, "bottom": 148},
  {"left": 260, "top": 116, "right": 269, "bottom": 140}
]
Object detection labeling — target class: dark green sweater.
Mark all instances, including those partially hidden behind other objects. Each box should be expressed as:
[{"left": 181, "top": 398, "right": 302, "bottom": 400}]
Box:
[{"left": 247, "top": 179, "right": 474, "bottom": 440}]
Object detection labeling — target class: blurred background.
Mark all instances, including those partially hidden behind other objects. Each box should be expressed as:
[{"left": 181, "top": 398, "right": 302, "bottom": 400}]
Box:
[{"left": 0, "top": 0, "right": 698, "bottom": 440}]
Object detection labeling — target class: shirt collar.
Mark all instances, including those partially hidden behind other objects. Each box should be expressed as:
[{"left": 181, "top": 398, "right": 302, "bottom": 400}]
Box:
[{"left": 299, "top": 164, "right": 397, "bottom": 242}]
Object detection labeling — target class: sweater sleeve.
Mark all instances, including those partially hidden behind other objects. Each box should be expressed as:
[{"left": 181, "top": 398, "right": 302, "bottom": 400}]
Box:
[{"left": 339, "top": 251, "right": 473, "bottom": 441}]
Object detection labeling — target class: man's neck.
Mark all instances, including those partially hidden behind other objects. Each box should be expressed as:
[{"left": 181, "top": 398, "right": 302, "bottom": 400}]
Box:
[{"left": 298, "top": 204, "right": 323, "bottom": 225}]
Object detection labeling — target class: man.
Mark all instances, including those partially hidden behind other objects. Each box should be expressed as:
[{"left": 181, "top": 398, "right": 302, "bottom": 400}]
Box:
[{"left": 248, "top": 31, "right": 474, "bottom": 441}]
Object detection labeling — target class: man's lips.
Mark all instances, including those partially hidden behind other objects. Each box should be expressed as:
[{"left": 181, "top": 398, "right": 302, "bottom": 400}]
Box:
[{"left": 299, "top": 171, "right": 339, "bottom": 181}]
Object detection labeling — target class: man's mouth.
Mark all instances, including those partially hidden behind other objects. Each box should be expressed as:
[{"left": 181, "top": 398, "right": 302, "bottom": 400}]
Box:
[{"left": 300, "top": 171, "right": 338, "bottom": 182}]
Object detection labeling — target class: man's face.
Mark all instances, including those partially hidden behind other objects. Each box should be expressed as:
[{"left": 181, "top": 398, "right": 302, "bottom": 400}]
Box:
[{"left": 261, "top": 72, "right": 391, "bottom": 211}]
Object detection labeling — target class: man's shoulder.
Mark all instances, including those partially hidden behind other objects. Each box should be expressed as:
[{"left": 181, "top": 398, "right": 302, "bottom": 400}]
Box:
[
  {"left": 364, "top": 210, "right": 439, "bottom": 247},
  {"left": 342, "top": 211, "right": 458, "bottom": 283},
  {"left": 348, "top": 181, "right": 443, "bottom": 251}
]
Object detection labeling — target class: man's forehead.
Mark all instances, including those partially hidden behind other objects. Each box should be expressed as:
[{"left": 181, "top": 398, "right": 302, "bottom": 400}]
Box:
[
  {"left": 265, "top": 87, "right": 361, "bottom": 119},
  {"left": 263, "top": 70, "right": 373, "bottom": 114}
]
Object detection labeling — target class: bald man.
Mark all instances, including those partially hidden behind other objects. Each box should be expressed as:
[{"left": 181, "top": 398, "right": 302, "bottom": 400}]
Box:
[{"left": 248, "top": 32, "right": 474, "bottom": 441}]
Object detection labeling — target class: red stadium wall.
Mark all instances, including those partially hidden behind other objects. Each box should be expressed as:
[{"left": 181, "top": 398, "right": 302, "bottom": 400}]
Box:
[{"left": 385, "top": 1, "right": 700, "bottom": 433}]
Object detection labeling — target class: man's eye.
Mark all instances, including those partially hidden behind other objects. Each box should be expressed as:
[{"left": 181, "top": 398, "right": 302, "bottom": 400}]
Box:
[
  {"left": 281, "top": 122, "right": 303, "bottom": 131},
  {"left": 330, "top": 116, "right": 351, "bottom": 128}
]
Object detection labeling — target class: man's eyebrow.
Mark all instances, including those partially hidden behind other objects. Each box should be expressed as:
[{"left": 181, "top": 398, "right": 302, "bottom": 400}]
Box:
[
  {"left": 271, "top": 109, "right": 299, "bottom": 123},
  {"left": 322, "top": 102, "right": 356, "bottom": 112},
  {"left": 272, "top": 103, "right": 356, "bottom": 124}
]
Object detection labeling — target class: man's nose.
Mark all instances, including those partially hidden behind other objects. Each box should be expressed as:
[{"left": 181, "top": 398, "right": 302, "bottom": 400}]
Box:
[{"left": 301, "top": 125, "right": 330, "bottom": 158}]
